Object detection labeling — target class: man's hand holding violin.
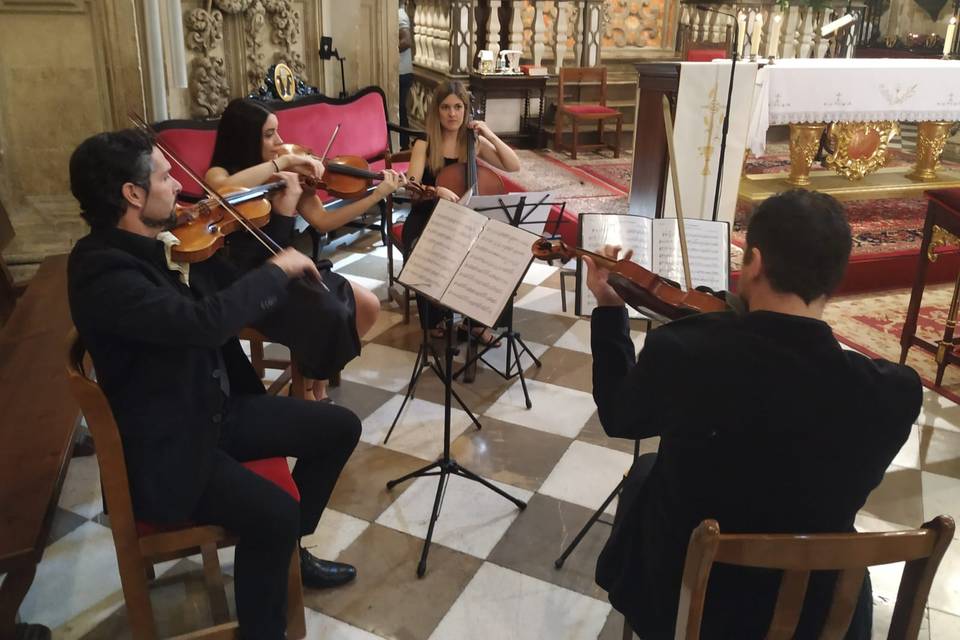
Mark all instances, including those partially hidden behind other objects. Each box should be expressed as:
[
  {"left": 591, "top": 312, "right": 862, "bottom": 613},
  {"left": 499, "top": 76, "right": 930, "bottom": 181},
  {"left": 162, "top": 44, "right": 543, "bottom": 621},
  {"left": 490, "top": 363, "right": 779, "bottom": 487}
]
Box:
[{"left": 583, "top": 244, "right": 634, "bottom": 308}]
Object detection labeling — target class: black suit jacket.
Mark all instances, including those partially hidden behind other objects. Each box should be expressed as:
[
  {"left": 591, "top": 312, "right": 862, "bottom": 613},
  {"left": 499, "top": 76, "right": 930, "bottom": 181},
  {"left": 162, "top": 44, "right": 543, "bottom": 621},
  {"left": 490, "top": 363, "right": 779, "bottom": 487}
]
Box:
[
  {"left": 591, "top": 306, "right": 921, "bottom": 639},
  {"left": 68, "top": 227, "right": 290, "bottom": 523}
]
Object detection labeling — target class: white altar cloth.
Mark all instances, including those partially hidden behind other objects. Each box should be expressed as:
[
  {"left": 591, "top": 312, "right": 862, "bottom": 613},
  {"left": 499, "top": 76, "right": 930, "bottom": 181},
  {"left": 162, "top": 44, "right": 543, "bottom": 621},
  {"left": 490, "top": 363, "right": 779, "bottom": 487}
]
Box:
[{"left": 747, "top": 59, "right": 960, "bottom": 155}]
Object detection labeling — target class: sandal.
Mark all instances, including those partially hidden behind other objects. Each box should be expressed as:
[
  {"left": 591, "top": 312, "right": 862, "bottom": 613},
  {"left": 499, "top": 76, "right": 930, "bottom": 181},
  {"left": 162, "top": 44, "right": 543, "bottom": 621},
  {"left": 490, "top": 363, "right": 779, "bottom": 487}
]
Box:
[{"left": 460, "top": 323, "right": 501, "bottom": 348}]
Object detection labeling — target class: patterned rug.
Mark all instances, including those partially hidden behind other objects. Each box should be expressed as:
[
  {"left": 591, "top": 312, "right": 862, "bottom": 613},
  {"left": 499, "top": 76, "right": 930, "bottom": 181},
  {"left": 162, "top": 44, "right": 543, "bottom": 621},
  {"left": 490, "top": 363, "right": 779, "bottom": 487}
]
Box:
[
  {"left": 826, "top": 283, "right": 960, "bottom": 402},
  {"left": 733, "top": 196, "right": 929, "bottom": 256}
]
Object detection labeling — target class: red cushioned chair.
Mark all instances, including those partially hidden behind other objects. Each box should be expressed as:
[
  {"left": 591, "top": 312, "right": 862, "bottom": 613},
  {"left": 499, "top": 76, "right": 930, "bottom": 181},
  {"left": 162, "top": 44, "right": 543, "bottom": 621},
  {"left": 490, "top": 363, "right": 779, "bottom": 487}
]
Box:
[
  {"left": 65, "top": 329, "right": 306, "bottom": 640},
  {"left": 554, "top": 66, "right": 623, "bottom": 160},
  {"left": 678, "top": 22, "right": 731, "bottom": 62}
]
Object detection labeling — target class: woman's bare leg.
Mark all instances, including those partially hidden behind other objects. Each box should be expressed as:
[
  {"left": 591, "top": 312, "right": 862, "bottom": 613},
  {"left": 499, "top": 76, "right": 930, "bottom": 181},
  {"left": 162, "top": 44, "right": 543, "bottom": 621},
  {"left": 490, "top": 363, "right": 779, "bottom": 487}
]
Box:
[{"left": 352, "top": 283, "right": 380, "bottom": 339}]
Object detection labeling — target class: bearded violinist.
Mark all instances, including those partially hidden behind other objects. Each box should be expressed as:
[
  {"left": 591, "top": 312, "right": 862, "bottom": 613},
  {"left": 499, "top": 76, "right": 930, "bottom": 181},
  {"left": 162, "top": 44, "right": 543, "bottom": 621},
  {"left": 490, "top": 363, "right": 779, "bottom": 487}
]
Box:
[
  {"left": 67, "top": 129, "right": 361, "bottom": 640},
  {"left": 584, "top": 190, "right": 921, "bottom": 639}
]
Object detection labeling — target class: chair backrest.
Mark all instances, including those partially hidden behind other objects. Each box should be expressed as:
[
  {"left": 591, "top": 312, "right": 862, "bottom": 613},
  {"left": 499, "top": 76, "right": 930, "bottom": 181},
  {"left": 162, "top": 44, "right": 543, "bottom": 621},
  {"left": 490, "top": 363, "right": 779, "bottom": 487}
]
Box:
[
  {"left": 557, "top": 66, "right": 608, "bottom": 107},
  {"left": 152, "top": 119, "right": 220, "bottom": 201},
  {"left": 676, "top": 517, "right": 956, "bottom": 640},
  {"left": 65, "top": 329, "right": 142, "bottom": 548},
  {"left": 678, "top": 23, "right": 732, "bottom": 61}
]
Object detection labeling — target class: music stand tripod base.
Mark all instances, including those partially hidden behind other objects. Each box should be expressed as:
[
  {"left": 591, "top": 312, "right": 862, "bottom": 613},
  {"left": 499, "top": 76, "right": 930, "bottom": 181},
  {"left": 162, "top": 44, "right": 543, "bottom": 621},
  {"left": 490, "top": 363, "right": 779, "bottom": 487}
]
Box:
[{"left": 385, "top": 315, "right": 527, "bottom": 577}]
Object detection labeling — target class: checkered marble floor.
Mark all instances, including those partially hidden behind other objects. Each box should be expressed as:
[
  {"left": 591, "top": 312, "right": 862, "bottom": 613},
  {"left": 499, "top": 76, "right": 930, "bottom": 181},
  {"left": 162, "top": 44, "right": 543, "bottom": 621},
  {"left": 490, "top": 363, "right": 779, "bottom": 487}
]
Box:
[{"left": 25, "top": 230, "right": 960, "bottom": 639}]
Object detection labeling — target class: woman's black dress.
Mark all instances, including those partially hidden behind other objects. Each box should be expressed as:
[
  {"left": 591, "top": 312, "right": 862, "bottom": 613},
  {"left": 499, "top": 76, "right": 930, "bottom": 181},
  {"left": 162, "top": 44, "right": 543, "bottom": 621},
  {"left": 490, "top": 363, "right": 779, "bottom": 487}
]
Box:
[
  {"left": 402, "top": 156, "right": 458, "bottom": 330},
  {"left": 226, "top": 214, "right": 360, "bottom": 380}
]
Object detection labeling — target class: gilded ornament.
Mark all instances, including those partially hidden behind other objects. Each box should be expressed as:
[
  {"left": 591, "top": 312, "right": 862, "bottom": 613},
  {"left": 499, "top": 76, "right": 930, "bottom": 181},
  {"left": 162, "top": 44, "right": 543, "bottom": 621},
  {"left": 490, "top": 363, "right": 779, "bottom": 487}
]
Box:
[
  {"left": 823, "top": 121, "right": 897, "bottom": 181},
  {"left": 908, "top": 121, "right": 954, "bottom": 182},
  {"left": 786, "top": 123, "right": 824, "bottom": 187},
  {"left": 927, "top": 225, "right": 960, "bottom": 263}
]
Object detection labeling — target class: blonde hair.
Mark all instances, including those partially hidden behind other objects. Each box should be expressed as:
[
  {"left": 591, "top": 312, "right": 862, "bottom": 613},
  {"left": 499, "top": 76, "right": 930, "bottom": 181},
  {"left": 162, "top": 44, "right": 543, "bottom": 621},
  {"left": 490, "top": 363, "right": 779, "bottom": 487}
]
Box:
[{"left": 424, "top": 81, "right": 471, "bottom": 175}]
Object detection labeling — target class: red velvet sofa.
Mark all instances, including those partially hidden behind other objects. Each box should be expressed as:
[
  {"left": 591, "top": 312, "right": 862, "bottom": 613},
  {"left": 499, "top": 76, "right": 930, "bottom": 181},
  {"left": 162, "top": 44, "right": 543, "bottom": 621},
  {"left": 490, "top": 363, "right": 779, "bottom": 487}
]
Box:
[{"left": 152, "top": 86, "right": 579, "bottom": 251}]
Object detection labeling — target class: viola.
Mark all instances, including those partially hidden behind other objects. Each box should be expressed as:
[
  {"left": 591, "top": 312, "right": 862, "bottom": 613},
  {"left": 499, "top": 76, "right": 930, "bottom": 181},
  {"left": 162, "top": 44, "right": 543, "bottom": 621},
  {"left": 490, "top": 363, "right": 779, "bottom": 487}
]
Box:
[
  {"left": 531, "top": 237, "right": 730, "bottom": 319},
  {"left": 169, "top": 182, "right": 293, "bottom": 263},
  {"left": 276, "top": 143, "right": 433, "bottom": 201}
]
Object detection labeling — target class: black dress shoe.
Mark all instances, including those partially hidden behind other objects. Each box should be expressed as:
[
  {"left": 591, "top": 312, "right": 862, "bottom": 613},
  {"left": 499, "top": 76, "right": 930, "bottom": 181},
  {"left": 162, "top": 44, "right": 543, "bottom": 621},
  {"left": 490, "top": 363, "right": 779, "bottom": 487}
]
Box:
[{"left": 299, "top": 548, "right": 356, "bottom": 589}]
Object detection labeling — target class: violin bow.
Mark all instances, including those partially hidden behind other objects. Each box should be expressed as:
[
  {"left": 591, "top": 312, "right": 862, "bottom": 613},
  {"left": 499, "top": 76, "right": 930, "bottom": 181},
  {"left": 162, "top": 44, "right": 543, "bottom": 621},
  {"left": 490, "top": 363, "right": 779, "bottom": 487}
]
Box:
[
  {"left": 129, "top": 112, "right": 283, "bottom": 259},
  {"left": 319, "top": 123, "right": 341, "bottom": 162},
  {"left": 660, "top": 96, "right": 694, "bottom": 292}
]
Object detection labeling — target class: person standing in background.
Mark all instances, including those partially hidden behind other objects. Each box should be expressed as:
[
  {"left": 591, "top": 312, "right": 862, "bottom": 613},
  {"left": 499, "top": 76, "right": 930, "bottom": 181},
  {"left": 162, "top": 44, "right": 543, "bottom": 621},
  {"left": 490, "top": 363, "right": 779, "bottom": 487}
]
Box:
[{"left": 398, "top": 3, "right": 414, "bottom": 149}]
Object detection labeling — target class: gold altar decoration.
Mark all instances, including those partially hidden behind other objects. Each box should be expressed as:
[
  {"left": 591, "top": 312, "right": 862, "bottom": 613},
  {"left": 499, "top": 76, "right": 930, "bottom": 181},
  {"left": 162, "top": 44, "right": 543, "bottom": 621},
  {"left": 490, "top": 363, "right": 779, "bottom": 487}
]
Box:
[
  {"left": 823, "top": 121, "right": 898, "bottom": 181},
  {"left": 786, "top": 123, "right": 825, "bottom": 187},
  {"left": 908, "top": 121, "right": 954, "bottom": 182}
]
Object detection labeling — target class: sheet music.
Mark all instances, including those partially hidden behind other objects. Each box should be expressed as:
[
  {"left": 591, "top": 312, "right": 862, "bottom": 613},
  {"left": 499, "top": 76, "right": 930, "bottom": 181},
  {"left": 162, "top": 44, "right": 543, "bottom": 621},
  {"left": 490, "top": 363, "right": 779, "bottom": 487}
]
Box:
[
  {"left": 651, "top": 218, "right": 729, "bottom": 292},
  {"left": 442, "top": 221, "right": 536, "bottom": 327},
  {"left": 397, "top": 199, "right": 487, "bottom": 301},
  {"left": 577, "top": 214, "right": 653, "bottom": 316}
]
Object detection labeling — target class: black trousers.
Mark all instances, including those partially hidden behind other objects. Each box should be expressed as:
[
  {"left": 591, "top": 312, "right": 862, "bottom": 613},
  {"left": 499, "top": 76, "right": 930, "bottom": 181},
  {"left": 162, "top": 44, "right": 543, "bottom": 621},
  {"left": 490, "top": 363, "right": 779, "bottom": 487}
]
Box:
[{"left": 190, "top": 394, "right": 361, "bottom": 640}]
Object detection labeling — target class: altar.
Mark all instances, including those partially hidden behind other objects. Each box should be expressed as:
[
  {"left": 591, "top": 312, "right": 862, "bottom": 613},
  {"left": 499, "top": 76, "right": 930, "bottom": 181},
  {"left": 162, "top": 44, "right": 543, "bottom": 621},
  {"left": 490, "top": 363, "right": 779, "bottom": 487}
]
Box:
[{"left": 746, "top": 58, "right": 960, "bottom": 191}]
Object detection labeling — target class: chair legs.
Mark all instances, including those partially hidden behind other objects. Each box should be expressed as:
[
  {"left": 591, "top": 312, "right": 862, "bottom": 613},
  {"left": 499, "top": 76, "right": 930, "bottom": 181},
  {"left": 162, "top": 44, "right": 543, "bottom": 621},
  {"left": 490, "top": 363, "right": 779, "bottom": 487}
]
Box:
[
  {"left": 200, "top": 542, "right": 230, "bottom": 625},
  {"left": 571, "top": 118, "right": 579, "bottom": 160},
  {"left": 614, "top": 116, "right": 623, "bottom": 158},
  {"left": 116, "top": 553, "right": 158, "bottom": 640},
  {"left": 286, "top": 547, "right": 306, "bottom": 639},
  {"left": 554, "top": 112, "right": 564, "bottom": 154}
]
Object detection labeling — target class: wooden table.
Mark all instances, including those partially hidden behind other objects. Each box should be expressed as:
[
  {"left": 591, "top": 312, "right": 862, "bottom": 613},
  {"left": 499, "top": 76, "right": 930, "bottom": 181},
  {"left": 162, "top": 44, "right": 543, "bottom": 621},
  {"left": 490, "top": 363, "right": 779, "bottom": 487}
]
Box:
[
  {"left": 900, "top": 189, "right": 960, "bottom": 385},
  {"left": 0, "top": 255, "right": 79, "bottom": 640},
  {"left": 468, "top": 72, "right": 547, "bottom": 149}
]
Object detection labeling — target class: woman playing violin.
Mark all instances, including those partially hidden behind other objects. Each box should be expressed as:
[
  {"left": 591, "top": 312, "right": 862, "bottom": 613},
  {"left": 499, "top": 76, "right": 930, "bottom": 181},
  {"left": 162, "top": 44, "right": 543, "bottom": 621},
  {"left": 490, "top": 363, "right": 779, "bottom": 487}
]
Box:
[
  {"left": 404, "top": 81, "right": 521, "bottom": 344},
  {"left": 206, "top": 98, "right": 403, "bottom": 400}
]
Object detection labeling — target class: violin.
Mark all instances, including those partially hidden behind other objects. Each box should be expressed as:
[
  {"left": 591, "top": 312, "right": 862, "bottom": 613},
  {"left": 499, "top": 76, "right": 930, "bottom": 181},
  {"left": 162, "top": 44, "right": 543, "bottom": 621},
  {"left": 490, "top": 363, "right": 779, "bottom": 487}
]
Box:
[
  {"left": 276, "top": 143, "right": 433, "bottom": 202},
  {"left": 531, "top": 238, "right": 730, "bottom": 319},
  {"left": 169, "top": 182, "right": 292, "bottom": 263}
]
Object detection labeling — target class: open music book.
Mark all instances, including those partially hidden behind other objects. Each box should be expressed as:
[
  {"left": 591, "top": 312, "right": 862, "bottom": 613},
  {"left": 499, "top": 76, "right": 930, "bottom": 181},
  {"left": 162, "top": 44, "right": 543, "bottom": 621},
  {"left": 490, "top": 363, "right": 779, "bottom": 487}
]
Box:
[
  {"left": 397, "top": 199, "right": 537, "bottom": 327},
  {"left": 576, "top": 213, "right": 730, "bottom": 316}
]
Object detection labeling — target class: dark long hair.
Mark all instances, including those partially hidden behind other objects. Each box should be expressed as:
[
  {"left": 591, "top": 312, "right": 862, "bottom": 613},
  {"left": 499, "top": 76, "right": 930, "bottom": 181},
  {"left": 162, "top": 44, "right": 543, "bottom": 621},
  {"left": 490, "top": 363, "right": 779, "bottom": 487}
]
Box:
[{"left": 209, "top": 98, "right": 274, "bottom": 174}]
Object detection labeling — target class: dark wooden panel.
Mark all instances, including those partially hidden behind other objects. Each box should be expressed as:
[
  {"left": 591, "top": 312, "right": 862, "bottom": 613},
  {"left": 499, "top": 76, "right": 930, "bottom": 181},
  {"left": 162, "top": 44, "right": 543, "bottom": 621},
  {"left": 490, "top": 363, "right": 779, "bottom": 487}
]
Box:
[{"left": 629, "top": 62, "right": 680, "bottom": 218}]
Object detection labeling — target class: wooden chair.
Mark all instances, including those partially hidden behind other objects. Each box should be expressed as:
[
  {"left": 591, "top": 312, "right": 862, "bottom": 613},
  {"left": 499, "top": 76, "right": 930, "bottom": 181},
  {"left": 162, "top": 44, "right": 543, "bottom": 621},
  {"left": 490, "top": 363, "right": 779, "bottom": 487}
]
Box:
[
  {"left": 239, "top": 328, "right": 309, "bottom": 399},
  {"left": 66, "top": 329, "right": 307, "bottom": 639},
  {"left": 677, "top": 23, "right": 732, "bottom": 62},
  {"left": 631, "top": 516, "right": 955, "bottom": 640},
  {"left": 554, "top": 66, "right": 623, "bottom": 160}
]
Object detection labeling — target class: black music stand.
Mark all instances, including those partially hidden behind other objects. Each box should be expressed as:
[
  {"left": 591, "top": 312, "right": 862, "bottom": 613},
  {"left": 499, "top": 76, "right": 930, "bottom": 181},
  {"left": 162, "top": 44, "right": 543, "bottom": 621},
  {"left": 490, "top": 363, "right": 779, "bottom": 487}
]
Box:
[
  {"left": 554, "top": 439, "right": 640, "bottom": 568},
  {"left": 386, "top": 308, "right": 527, "bottom": 577},
  {"left": 452, "top": 194, "right": 572, "bottom": 408},
  {"left": 381, "top": 318, "right": 482, "bottom": 445}
]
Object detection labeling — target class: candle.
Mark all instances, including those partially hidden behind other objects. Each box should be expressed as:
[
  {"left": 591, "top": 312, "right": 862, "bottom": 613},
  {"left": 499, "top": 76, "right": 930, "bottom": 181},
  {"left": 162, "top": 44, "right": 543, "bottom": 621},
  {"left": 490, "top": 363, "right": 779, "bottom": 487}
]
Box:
[
  {"left": 767, "top": 13, "right": 782, "bottom": 58},
  {"left": 736, "top": 12, "right": 747, "bottom": 58},
  {"left": 945, "top": 17, "right": 957, "bottom": 57},
  {"left": 750, "top": 13, "right": 764, "bottom": 57}
]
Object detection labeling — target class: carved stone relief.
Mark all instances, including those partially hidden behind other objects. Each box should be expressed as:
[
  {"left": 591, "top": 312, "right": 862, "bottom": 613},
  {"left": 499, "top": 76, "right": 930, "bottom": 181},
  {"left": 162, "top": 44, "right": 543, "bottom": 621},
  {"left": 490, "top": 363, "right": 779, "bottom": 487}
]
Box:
[{"left": 182, "top": 0, "right": 307, "bottom": 117}]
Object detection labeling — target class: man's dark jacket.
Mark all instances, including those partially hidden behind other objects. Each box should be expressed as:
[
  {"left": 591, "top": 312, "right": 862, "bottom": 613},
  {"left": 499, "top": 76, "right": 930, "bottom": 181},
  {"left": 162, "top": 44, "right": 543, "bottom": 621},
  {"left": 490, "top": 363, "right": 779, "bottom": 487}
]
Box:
[
  {"left": 68, "top": 226, "right": 290, "bottom": 523},
  {"left": 591, "top": 306, "right": 922, "bottom": 639}
]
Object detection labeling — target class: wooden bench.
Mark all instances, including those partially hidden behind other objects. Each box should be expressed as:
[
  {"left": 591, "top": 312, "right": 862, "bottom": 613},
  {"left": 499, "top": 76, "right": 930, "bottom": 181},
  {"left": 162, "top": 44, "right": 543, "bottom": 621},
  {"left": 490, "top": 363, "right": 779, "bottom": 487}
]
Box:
[{"left": 0, "top": 255, "right": 80, "bottom": 640}]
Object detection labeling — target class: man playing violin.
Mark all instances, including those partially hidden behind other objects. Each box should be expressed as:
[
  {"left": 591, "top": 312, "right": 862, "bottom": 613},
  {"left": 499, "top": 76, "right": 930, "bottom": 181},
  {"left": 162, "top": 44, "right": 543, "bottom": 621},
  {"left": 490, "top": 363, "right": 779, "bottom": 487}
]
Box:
[
  {"left": 68, "top": 129, "right": 362, "bottom": 640},
  {"left": 584, "top": 190, "right": 921, "bottom": 639}
]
